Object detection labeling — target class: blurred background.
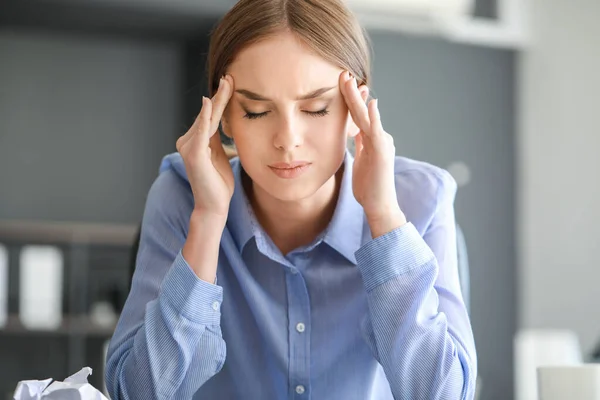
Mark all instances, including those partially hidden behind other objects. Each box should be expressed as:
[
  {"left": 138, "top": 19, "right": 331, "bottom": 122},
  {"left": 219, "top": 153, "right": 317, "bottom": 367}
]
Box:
[{"left": 0, "top": 0, "right": 598, "bottom": 399}]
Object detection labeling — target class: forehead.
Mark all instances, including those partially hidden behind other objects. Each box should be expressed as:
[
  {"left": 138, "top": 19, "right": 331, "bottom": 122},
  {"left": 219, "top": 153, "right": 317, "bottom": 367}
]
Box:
[{"left": 227, "top": 32, "right": 342, "bottom": 98}]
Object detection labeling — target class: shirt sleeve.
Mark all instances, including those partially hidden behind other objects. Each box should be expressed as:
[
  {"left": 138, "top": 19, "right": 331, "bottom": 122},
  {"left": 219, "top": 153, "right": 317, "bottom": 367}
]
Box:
[
  {"left": 105, "top": 170, "right": 227, "bottom": 400},
  {"left": 355, "top": 170, "right": 477, "bottom": 400}
]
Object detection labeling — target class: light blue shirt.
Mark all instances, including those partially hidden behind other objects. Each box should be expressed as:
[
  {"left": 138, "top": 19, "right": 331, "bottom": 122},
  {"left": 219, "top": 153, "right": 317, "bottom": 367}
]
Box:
[{"left": 105, "top": 150, "right": 477, "bottom": 400}]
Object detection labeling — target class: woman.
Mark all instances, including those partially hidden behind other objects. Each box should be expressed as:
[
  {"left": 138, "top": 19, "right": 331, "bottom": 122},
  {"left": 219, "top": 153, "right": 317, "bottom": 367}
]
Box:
[{"left": 105, "top": 0, "right": 477, "bottom": 399}]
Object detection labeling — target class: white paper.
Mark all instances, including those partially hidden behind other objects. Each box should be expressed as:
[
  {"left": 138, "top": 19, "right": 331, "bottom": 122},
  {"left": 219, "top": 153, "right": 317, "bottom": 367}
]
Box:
[
  {"left": 12, "top": 379, "right": 53, "bottom": 400},
  {"left": 13, "top": 367, "right": 109, "bottom": 400}
]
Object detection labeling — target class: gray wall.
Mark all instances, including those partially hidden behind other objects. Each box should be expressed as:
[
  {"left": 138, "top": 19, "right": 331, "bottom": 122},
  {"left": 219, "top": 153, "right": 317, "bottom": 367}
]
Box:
[
  {"left": 0, "top": 28, "right": 182, "bottom": 224},
  {"left": 370, "top": 32, "right": 516, "bottom": 400},
  {"left": 0, "top": 28, "right": 185, "bottom": 395},
  {"left": 518, "top": 0, "right": 600, "bottom": 360},
  {"left": 474, "top": 0, "right": 497, "bottom": 18}
]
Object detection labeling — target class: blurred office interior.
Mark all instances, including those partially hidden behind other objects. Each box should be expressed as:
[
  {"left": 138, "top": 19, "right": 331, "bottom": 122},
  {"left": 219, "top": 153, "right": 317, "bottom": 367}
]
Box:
[{"left": 0, "top": 0, "right": 599, "bottom": 399}]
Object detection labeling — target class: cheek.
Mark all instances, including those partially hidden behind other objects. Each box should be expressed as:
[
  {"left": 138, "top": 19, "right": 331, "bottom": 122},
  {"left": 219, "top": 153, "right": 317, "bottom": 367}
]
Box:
[
  {"left": 307, "top": 116, "right": 346, "bottom": 144},
  {"left": 224, "top": 104, "right": 251, "bottom": 138},
  {"left": 227, "top": 117, "right": 270, "bottom": 153},
  {"left": 314, "top": 106, "right": 350, "bottom": 143}
]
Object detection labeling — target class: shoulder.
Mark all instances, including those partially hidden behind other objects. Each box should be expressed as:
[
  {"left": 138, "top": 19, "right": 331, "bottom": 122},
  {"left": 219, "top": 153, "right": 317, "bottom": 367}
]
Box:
[
  {"left": 393, "top": 156, "right": 457, "bottom": 195},
  {"left": 143, "top": 154, "right": 194, "bottom": 235},
  {"left": 393, "top": 156, "right": 457, "bottom": 233}
]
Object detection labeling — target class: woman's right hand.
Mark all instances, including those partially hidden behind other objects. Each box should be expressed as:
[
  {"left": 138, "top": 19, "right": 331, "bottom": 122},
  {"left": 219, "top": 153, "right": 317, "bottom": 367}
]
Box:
[{"left": 176, "top": 75, "right": 235, "bottom": 218}]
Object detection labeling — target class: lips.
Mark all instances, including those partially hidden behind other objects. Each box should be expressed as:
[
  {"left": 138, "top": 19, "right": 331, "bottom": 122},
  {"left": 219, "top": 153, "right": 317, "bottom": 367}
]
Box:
[
  {"left": 269, "top": 161, "right": 311, "bottom": 169},
  {"left": 268, "top": 161, "right": 312, "bottom": 179}
]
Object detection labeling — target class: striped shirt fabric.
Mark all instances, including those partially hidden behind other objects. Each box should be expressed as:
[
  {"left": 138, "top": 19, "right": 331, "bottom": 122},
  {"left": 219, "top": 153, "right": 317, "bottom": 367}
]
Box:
[{"left": 105, "top": 150, "right": 477, "bottom": 400}]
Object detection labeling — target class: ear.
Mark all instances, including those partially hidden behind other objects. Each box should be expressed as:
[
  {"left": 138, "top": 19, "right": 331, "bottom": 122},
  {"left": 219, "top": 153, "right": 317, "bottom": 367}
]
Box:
[{"left": 346, "top": 85, "right": 370, "bottom": 138}]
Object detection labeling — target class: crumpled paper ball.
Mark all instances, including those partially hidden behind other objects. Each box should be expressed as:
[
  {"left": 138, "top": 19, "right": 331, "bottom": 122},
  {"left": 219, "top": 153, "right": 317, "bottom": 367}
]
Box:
[{"left": 13, "top": 367, "right": 109, "bottom": 400}]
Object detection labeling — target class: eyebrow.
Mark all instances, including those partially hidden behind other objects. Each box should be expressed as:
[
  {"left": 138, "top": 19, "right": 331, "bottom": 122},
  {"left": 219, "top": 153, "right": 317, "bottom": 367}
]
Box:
[{"left": 235, "top": 86, "right": 337, "bottom": 101}]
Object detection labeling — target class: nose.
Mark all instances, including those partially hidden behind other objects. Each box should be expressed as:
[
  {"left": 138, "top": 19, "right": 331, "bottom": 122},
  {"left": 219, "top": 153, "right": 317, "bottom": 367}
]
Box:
[{"left": 273, "top": 115, "right": 303, "bottom": 151}]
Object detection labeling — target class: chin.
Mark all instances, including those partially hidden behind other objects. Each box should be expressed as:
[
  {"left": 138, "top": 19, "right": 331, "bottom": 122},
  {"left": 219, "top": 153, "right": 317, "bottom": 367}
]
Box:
[
  {"left": 248, "top": 163, "right": 334, "bottom": 203},
  {"left": 260, "top": 178, "right": 324, "bottom": 202}
]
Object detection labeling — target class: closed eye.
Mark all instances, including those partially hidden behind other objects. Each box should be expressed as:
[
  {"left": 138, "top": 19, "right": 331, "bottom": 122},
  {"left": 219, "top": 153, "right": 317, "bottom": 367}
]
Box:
[
  {"left": 244, "top": 111, "right": 270, "bottom": 120},
  {"left": 243, "top": 108, "right": 330, "bottom": 120},
  {"left": 307, "top": 108, "right": 330, "bottom": 118}
]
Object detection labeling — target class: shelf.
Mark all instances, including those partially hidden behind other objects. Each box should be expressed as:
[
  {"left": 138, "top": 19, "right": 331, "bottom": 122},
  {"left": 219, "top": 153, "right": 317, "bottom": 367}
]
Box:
[
  {"left": 0, "top": 220, "right": 138, "bottom": 246},
  {"left": 0, "top": 315, "right": 116, "bottom": 337}
]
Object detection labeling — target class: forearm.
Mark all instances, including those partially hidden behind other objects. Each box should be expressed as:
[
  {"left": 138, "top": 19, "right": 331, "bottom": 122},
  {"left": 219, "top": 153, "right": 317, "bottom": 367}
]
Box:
[
  {"left": 367, "top": 264, "right": 475, "bottom": 399},
  {"left": 357, "top": 223, "right": 476, "bottom": 399},
  {"left": 106, "top": 254, "right": 226, "bottom": 400}
]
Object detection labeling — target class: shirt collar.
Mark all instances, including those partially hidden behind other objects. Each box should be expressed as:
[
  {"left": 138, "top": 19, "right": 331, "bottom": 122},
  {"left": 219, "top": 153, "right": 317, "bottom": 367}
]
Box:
[
  {"left": 322, "top": 151, "right": 364, "bottom": 265},
  {"left": 227, "top": 158, "right": 257, "bottom": 254},
  {"left": 227, "top": 150, "right": 364, "bottom": 264}
]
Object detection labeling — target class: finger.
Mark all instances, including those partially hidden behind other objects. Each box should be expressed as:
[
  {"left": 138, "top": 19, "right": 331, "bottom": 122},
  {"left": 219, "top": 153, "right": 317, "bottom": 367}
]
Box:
[
  {"left": 338, "top": 70, "right": 351, "bottom": 91},
  {"left": 338, "top": 71, "right": 357, "bottom": 120},
  {"left": 340, "top": 74, "right": 371, "bottom": 134},
  {"left": 339, "top": 72, "right": 358, "bottom": 128},
  {"left": 196, "top": 96, "right": 213, "bottom": 147},
  {"left": 367, "top": 98, "right": 383, "bottom": 135},
  {"left": 177, "top": 96, "right": 211, "bottom": 150},
  {"left": 339, "top": 72, "right": 358, "bottom": 124},
  {"left": 176, "top": 131, "right": 189, "bottom": 152},
  {"left": 209, "top": 75, "right": 234, "bottom": 137}
]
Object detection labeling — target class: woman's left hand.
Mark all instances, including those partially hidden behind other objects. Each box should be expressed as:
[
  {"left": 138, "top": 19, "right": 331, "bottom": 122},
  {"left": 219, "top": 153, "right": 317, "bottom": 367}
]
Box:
[{"left": 339, "top": 71, "right": 407, "bottom": 237}]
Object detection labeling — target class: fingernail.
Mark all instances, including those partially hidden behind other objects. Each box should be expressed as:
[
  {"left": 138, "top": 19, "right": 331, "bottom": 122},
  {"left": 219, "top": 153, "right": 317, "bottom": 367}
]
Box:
[
  {"left": 202, "top": 96, "right": 207, "bottom": 105},
  {"left": 218, "top": 77, "right": 224, "bottom": 90},
  {"left": 345, "top": 71, "right": 352, "bottom": 82}
]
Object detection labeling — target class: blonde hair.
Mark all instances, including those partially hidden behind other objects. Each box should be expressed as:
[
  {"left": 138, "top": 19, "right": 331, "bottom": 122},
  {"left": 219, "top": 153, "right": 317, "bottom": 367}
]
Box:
[{"left": 209, "top": 0, "right": 372, "bottom": 155}]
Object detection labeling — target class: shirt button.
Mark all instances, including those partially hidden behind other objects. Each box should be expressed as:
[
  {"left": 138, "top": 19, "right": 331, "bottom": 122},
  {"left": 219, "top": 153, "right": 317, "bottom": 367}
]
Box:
[
  {"left": 295, "top": 385, "right": 305, "bottom": 395},
  {"left": 296, "top": 322, "right": 305, "bottom": 333},
  {"left": 212, "top": 301, "right": 220, "bottom": 311}
]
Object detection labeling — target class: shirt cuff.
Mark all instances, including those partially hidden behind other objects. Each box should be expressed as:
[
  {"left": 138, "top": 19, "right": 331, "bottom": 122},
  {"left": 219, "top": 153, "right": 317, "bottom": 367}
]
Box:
[
  {"left": 355, "top": 222, "right": 435, "bottom": 292},
  {"left": 160, "top": 250, "right": 223, "bottom": 325}
]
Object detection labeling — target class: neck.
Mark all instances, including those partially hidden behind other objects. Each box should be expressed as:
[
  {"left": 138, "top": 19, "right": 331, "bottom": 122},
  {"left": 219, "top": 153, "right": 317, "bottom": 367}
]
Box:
[{"left": 244, "top": 166, "right": 344, "bottom": 255}]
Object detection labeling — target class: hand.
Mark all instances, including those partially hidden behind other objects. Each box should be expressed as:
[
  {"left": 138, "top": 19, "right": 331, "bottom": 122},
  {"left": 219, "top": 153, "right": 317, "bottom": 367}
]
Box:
[
  {"left": 176, "top": 75, "right": 235, "bottom": 218},
  {"left": 339, "top": 71, "right": 406, "bottom": 235}
]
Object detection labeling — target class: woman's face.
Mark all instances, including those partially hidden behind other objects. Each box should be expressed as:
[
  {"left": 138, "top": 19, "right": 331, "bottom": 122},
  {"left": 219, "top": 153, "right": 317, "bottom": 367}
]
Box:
[{"left": 223, "top": 32, "right": 365, "bottom": 202}]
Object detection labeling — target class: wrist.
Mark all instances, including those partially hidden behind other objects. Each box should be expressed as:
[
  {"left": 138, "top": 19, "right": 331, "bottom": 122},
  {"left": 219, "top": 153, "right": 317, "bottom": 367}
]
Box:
[
  {"left": 183, "top": 210, "right": 227, "bottom": 283},
  {"left": 190, "top": 208, "right": 228, "bottom": 229},
  {"left": 366, "top": 207, "right": 407, "bottom": 238}
]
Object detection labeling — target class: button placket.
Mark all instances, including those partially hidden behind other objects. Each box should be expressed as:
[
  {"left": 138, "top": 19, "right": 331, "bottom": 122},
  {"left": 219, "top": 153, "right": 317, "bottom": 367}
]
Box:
[{"left": 286, "top": 268, "right": 310, "bottom": 399}]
